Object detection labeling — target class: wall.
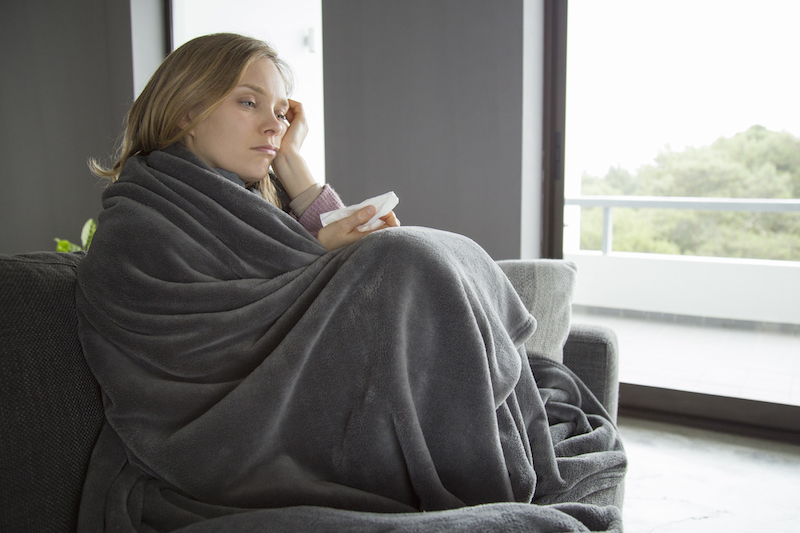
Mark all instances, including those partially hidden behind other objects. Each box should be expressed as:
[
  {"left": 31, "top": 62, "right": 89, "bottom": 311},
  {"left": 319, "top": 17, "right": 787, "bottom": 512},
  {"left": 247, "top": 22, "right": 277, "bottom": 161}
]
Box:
[
  {"left": 131, "top": 0, "right": 168, "bottom": 99},
  {"left": 322, "top": 0, "right": 542, "bottom": 260},
  {"left": 567, "top": 251, "right": 800, "bottom": 325},
  {"left": 0, "top": 0, "right": 138, "bottom": 254},
  {"left": 1, "top": 0, "right": 544, "bottom": 258}
]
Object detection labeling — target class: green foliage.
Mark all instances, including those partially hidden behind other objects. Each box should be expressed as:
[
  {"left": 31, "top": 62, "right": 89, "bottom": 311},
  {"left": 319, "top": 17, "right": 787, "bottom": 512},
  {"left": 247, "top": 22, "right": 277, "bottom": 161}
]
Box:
[
  {"left": 580, "top": 126, "right": 800, "bottom": 261},
  {"left": 55, "top": 218, "right": 96, "bottom": 253}
]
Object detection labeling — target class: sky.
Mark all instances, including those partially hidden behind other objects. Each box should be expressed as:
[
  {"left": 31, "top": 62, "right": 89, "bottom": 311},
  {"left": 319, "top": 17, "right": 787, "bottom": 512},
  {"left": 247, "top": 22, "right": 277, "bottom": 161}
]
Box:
[{"left": 564, "top": 0, "right": 800, "bottom": 193}]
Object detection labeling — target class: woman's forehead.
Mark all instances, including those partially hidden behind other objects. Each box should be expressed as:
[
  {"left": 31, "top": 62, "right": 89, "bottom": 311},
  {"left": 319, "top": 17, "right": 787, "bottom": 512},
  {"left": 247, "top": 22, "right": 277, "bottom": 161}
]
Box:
[{"left": 238, "top": 59, "right": 288, "bottom": 99}]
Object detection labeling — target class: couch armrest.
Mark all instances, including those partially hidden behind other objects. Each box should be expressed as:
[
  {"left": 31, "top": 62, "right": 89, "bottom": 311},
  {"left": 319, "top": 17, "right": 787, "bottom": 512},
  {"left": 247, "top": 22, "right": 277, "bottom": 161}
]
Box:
[
  {"left": 563, "top": 323, "right": 620, "bottom": 423},
  {"left": 563, "top": 323, "right": 625, "bottom": 510}
]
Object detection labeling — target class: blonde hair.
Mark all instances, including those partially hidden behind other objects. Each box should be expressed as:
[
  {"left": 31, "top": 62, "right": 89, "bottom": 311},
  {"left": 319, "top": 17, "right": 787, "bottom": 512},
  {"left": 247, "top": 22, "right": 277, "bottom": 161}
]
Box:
[{"left": 90, "top": 33, "right": 293, "bottom": 206}]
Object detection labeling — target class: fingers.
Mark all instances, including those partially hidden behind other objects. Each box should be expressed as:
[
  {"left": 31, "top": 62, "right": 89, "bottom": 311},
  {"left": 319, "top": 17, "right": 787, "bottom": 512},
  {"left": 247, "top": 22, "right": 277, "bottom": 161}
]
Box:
[
  {"left": 356, "top": 217, "right": 384, "bottom": 233},
  {"left": 317, "top": 206, "right": 376, "bottom": 250},
  {"left": 350, "top": 205, "right": 377, "bottom": 230},
  {"left": 317, "top": 206, "right": 401, "bottom": 251},
  {"left": 380, "top": 211, "right": 400, "bottom": 227},
  {"left": 286, "top": 99, "right": 304, "bottom": 123},
  {"left": 355, "top": 210, "right": 401, "bottom": 232},
  {"left": 280, "top": 99, "right": 308, "bottom": 153}
]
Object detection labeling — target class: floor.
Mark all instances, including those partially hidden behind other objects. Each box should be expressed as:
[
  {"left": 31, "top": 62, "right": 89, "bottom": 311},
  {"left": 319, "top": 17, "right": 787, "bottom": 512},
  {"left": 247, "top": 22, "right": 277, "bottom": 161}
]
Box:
[
  {"left": 618, "top": 416, "right": 800, "bottom": 532},
  {"left": 571, "top": 309, "right": 800, "bottom": 531},
  {"left": 571, "top": 309, "right": 800, "bottom": 406}
]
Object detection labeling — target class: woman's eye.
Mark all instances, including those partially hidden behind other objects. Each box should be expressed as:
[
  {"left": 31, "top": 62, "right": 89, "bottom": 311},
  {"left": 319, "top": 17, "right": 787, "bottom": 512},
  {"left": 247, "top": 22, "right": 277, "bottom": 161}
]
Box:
[
  {"left": 276, "top": 113, "right": 287, "bottom": 121},
  {"left": 241, "top": 100, "right": 256, "bottom": 108}
]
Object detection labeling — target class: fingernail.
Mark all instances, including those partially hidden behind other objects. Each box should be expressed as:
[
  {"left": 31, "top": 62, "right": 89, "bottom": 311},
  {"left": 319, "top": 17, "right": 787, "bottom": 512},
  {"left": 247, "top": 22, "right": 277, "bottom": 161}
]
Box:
[{"left": 358, "top": 219, "right": 385, "bottom": 232}]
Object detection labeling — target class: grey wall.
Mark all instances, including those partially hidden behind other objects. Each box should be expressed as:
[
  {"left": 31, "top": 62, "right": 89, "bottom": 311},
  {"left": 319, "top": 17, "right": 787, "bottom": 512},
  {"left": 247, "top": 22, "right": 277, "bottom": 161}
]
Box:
[
  {"left": 0, "top": 0, "right": 135, "bottom": 254},
  {"left": 2, "top": 0, "right": 539, "bottom": 258},
  {"left": 322, "top": 0, "right": 530, "bottom": 260}
]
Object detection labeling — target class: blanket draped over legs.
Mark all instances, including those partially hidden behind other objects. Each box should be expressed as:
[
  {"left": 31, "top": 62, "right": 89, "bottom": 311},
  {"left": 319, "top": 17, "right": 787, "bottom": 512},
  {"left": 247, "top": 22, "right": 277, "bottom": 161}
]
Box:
[{"left": 75, "top": 145, "right": 626, "bottom": 532}]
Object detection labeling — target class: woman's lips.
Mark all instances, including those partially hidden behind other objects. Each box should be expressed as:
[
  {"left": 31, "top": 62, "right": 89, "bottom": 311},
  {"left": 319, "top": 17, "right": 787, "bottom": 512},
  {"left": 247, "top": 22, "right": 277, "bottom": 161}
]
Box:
[{"left": 253, "top": 145, "right": 278, "bottom": 156}]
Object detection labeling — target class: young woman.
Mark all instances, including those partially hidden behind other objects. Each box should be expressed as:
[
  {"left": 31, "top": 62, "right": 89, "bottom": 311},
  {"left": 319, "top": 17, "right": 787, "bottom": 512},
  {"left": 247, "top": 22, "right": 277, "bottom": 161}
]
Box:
[
  {"left": 76, "top": 33, "right": 625, "bottom": 532},
  {"left": 90, "top": 32, "right": 398, "bottom": 248}
]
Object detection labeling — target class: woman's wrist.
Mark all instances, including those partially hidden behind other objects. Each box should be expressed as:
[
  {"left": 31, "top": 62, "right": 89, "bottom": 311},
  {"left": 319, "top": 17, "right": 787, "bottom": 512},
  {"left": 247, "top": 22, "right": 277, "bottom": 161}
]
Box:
[
  {"left": 289, "top": 183, "right": 324, "bottom": 217},
  {"left": 272, "top": 150, "right": 317, "bottom": 199}
]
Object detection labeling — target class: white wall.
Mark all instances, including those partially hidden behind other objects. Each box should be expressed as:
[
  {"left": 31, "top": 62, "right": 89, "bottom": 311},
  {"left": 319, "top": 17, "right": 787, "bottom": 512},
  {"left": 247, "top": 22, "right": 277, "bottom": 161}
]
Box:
[
  {"left": 567, "top": 251, "right": 800, "bottom": 325},
  {"left": 131, "top": 0, "right": 168, "bottom": 98},
  {"left": 521, "top": 0, "right": 544, "bottom": 259},
  {"left": 171, "top": 0, "right": 326, "bottom": 182}
]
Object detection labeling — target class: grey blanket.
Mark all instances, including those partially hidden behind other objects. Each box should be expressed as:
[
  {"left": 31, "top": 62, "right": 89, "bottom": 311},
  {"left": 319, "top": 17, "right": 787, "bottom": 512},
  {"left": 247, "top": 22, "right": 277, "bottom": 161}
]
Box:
[{"left": 75, "top": 144, "right": 626, "bottom": 532}]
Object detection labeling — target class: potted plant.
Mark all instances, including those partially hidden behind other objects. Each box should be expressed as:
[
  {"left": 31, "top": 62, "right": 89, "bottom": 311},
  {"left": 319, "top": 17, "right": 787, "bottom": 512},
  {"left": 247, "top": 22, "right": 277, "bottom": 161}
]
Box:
[{"left": 55, "top": 218, "right": 96, "bottom": 252}]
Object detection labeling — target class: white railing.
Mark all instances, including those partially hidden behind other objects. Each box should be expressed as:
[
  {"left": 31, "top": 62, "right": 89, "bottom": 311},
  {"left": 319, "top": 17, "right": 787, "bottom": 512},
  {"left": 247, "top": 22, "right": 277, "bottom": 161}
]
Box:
[
  {"left": 565, "top": 196, "right": 800, "bottom": 254},
  {"left": 563, "top": 196, "right": 800, "bottom": 324}
]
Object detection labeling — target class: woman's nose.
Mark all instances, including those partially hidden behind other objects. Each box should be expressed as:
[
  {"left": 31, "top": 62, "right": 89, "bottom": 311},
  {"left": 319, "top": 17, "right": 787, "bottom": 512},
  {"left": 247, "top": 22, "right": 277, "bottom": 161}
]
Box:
[{"left": 263, "top": 113, "right": 286, "bottom": 135}]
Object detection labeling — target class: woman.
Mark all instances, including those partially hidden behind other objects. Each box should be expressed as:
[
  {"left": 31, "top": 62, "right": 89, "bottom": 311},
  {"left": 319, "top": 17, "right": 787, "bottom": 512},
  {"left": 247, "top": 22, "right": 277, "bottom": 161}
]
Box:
[
  {"left": 76, "top": 33, "right": 625, "bottom": 532},
  {"left": 90, "top": 32, "right": 398, "bottom": 247}
]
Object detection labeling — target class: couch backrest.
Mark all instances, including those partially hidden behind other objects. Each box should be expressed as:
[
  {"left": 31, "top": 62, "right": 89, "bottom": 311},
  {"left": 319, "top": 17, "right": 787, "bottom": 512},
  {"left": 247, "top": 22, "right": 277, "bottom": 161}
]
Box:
[
  {"left": 0, "top": 252, "right": 103, "bottom": 533},
  {"left": 496, "top": 259, "right": 577, "bottom": 363}
]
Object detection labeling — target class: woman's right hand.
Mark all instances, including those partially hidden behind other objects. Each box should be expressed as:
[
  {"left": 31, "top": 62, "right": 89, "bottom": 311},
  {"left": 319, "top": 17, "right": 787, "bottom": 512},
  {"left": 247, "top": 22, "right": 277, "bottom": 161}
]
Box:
[{"left": 317, "top": 205, "right": 400, "bottom": 251}]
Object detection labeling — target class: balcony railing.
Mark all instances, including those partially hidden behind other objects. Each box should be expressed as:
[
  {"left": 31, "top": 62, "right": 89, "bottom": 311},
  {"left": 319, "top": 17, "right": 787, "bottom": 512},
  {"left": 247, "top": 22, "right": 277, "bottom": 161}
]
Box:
[{"left": 565, "top": 196, "right": 800, "bottom": 254}]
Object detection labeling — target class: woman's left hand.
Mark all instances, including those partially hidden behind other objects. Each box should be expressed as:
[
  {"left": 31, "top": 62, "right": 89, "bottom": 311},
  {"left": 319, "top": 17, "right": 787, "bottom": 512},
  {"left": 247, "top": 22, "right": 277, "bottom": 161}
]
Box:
[
  {"left": 278, "top": 99, "right": 308, "bottom": 155},
  {"left": 271, "top": 99, "right": 316, "bottom": 199},
  {"left": 317, "top": 206, "right": 401, "bottom": 251}
]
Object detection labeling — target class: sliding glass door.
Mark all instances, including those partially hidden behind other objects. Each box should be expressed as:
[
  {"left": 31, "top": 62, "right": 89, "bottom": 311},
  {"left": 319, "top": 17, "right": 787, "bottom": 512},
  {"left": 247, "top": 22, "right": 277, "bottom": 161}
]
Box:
[{"left": 563, "top": 1, "right": 800, "bottom": 411}]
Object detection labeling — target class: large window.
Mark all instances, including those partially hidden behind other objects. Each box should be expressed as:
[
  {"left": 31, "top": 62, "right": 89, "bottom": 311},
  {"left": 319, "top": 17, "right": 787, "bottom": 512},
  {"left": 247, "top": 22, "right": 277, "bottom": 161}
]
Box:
[
  {"left": 565, "top": 0, "right": 800, "bottom": 259},
  {"left": 563, "top": 0, "right": 800, "bottom": 412}
]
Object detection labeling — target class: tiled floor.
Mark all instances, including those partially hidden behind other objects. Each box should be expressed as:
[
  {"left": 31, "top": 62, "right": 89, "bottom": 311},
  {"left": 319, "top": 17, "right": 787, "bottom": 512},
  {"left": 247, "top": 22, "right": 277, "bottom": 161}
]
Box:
[
  {"left": 573, "top": 309, "right": 800, "bottom": 530},
  {"left": 571, "top": 309, "right": 800, "bottom": 406},
  {"left": 618, "top": 416, "right": 800, "bottom": 532}
]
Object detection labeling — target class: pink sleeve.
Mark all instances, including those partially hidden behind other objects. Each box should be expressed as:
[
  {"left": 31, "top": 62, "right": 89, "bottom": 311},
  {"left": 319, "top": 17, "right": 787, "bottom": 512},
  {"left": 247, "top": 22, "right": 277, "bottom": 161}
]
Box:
[{"left": 294, "top": 185, "right": 345, "bottom": 237}]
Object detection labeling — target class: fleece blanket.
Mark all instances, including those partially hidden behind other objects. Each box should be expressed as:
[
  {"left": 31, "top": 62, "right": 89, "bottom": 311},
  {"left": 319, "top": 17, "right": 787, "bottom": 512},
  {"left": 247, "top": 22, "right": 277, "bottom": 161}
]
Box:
[{"left": 75, "top": 144, "right": 626, "bottom": 532}]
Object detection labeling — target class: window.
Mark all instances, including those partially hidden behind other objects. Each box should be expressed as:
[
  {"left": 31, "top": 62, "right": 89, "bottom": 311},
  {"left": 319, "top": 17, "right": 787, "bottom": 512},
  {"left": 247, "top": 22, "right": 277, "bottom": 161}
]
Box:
[{"left": 563, "top": 1, "right": 800, "bottom": 418}]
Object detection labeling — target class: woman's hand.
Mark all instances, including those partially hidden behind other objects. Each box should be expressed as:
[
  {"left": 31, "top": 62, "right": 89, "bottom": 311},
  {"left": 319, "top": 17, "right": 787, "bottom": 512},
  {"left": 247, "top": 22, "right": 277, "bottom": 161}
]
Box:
[
  {"left": 317, "top": 206, "right": 401, "bottom": 251},
  {"left": 278, "top": 99, "right": 308, "bottom": 155},
  {"left": 271, "top": 99, "right": 316, "bottom": 199}
]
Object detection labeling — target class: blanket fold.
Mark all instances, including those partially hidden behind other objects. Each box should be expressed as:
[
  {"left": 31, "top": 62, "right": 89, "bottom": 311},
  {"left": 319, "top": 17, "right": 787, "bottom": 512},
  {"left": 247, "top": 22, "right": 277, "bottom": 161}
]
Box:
[{"left": 76, "top": 144, "right": 625, "bottom": 532}]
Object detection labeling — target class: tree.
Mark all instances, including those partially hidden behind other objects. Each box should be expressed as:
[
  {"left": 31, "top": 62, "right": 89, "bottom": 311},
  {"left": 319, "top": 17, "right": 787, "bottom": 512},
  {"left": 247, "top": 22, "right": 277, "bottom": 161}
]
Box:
[{"left": 580, "top": 126, "right": 800, "bottom": 260}]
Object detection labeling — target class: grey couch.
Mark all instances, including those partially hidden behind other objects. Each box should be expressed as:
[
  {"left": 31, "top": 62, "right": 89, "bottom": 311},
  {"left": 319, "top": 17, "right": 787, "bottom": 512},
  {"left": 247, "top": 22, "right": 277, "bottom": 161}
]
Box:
[{"left": 0, "top": 251, "right": 621, "bottom": 532}]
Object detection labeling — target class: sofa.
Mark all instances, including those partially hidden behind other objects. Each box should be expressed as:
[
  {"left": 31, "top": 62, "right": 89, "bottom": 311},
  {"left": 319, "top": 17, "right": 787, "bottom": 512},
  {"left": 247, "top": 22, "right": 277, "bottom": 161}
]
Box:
[{"left": 0, "top": 251, "right": 622, "bottom": 532}]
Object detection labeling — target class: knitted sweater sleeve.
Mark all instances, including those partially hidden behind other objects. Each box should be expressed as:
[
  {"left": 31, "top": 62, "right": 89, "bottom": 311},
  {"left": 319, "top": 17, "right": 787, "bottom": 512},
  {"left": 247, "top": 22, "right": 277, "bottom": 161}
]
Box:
[{"left": 291, "top": 185, "right": 345, "bottom": 237}]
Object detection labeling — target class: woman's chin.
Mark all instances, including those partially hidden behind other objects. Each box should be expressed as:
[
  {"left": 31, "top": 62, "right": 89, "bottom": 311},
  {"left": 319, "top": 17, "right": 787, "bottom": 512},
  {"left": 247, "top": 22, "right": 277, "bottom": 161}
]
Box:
[{"left": 240, "top": 169, "right": 272, "bottom": 183}]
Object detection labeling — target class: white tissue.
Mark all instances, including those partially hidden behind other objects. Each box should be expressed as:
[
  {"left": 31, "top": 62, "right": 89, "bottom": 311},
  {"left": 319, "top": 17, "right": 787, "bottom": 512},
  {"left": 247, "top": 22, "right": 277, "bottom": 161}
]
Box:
[{"left": 319, "top": 191, "right": 399, "bottom": 230}]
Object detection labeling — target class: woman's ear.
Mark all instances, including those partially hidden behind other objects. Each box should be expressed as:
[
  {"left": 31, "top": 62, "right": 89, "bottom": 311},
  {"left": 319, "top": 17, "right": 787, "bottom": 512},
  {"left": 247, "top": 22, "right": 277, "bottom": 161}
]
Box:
[
  {"left": 178, "top": 114, "right": 192, "bottom": 132},
  {"left": 178, "top": 114, "right": 196, "bottom": 149},
  {"left": 179, "top": 114, "right": 196, "bottom": 150}
]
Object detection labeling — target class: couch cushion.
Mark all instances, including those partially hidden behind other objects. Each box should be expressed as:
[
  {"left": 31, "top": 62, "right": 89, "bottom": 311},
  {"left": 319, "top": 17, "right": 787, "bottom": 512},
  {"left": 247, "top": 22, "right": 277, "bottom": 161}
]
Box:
[
  {"left": 0, "top": 252, "right": 103, "bottom": 533},
  {"left": 497, "top": 259, "right": 577, "bottom": 363}
]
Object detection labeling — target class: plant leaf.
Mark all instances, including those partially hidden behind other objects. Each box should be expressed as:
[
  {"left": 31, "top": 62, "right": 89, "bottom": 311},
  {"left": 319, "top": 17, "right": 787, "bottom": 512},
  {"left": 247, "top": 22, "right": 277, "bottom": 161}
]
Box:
[
  {"left": 54, "top": 239, "right": 81, "bottom": 253},
  {"left": 81, "top": 218, "right": 97, "bottom": 251}
]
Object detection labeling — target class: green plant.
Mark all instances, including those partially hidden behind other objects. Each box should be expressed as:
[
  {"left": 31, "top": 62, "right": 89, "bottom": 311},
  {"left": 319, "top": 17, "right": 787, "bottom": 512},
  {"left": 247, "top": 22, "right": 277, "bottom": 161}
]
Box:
[{"left": 55, "top": 218, "right": 96, "bottom": 252}]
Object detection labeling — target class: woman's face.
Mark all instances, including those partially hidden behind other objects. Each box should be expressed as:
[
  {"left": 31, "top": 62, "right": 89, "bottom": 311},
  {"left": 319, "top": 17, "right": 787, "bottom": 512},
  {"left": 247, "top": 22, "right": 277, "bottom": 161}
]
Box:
[{"left": 183, "top": 58, "right": 289, "bottom": 183}]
